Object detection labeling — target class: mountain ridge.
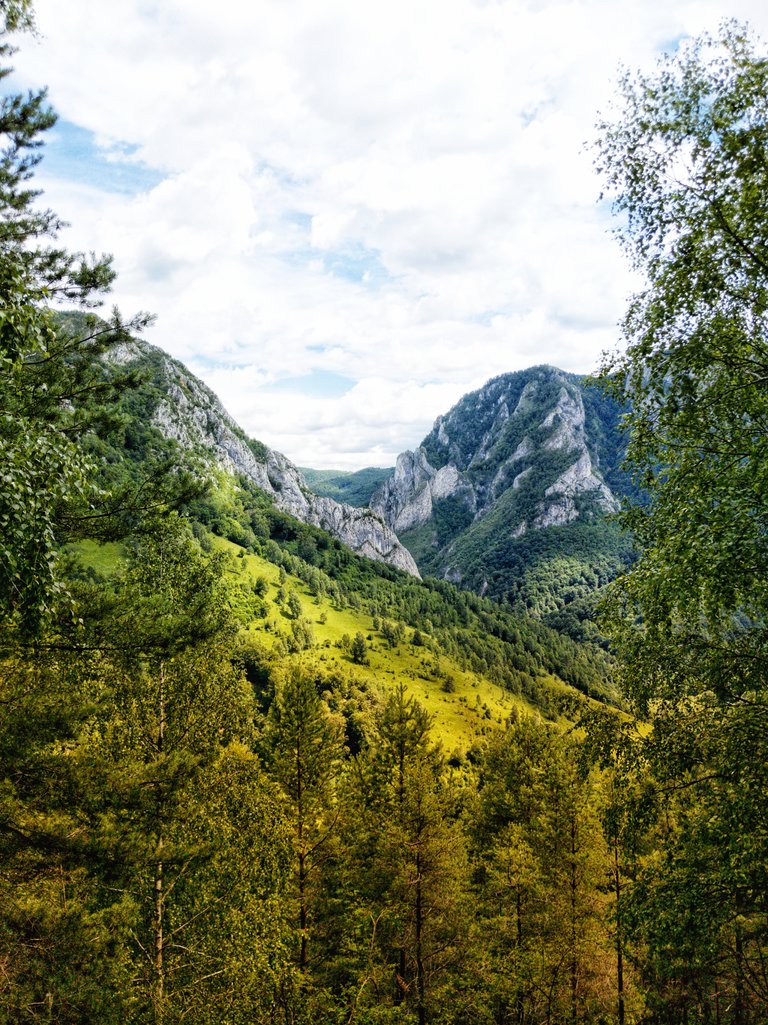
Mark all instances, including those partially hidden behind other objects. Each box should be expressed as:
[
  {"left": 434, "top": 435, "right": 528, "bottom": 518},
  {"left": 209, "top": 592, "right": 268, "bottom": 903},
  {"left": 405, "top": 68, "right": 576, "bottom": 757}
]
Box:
[
  {"left": 105, "top": 337, "right": 420, "bottom": 577},
  {"left": 366, "top": 365, "right": 632, "bottom": 614}
]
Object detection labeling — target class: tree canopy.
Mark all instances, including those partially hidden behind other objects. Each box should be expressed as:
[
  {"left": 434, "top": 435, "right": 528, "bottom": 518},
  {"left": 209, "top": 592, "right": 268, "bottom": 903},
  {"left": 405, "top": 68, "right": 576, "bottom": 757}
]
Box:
[
  {"left": 8, "top": 5, "right": 768, "bottom": 1022},
  {"left": 596, "top": 20, "right": 768, "bottom": 707},
  {"left": 0, "top": 8, "right": 160, "bottom": 631},
  {"left": 595, "top": 22, "right": 768, "bottom": 1022}
]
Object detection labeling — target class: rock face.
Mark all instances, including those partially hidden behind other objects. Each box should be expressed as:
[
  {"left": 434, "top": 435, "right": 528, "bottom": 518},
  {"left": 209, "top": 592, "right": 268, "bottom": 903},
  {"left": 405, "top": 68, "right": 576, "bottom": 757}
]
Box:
[
  {"left": 370, "top": 366, "right": 623, "bottom": 581},
  {"left": 371, "top": 450, "right": 467, "bottom": 534},
  {"left": 534, "top": 451, "right": 617, "bottom": 530},
  {"left": 112, "top": 340, "right": 420, "bottom": 577}
]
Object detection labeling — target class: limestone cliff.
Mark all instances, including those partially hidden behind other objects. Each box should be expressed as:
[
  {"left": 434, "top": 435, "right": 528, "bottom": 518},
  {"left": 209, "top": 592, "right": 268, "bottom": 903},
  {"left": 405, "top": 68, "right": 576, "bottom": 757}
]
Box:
[
  {"left": 371, "top": 450, "right": 469, "bottom": 534},
  {"left": 370, "top": 366, "right": 624, "bottom": 587},
  {"left": 109, "top": 340, "right": 420, "bottom": 577}
]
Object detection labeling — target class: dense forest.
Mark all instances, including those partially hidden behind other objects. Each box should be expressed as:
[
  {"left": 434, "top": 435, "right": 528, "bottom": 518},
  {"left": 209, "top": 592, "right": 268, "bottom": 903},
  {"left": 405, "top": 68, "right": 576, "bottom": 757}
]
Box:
[
  {"left": 2, "top": 6, "right": 768, "bottom": 1024},
  {"left": 299, "top": 467, "right": 392, "bottom": 508}
]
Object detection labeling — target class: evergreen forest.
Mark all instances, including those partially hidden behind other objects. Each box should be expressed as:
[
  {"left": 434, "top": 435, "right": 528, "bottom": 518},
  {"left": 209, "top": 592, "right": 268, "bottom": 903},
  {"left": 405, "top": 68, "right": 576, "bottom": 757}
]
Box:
[{"left": 2, "top": 6, "right": 768, "bottom": 1024}]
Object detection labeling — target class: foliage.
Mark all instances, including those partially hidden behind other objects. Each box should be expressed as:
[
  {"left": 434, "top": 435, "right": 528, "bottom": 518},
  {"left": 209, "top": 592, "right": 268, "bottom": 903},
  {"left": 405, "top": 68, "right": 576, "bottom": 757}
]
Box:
[
  {"left": 262, "top": 661, "right": 345, "bottom": 971},
  {"left": 12, "top": 7, "right": 764, "bottom": 1020},
  {"left": 351, "top": 631, "right": 369, "bottom": 665},
  {"left": 0, "top": 13, "right": 195, "bottom": 633},
  {"left": 300, "top": 466, "right": 393, "bottom": 507},
  {"left": 0, "top": 526, "right": 294, "bottom": 1023},
  {"left": 471, "top": 715, "right": 617, "bottom": 1024},
  {"left": 595, "top": 21, "right": 768, "bottom": 1023},
  {"left": 596, "top": 21, "right": 768, "bottom": 692}
]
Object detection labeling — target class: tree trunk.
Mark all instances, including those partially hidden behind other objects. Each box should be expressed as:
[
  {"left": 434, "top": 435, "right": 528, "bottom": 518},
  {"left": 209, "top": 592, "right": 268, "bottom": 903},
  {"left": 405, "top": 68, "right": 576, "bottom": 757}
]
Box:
[
  {"left": 296, "top": 730, "right": 308, "bottom": 970},
  {"left": 570, "top": 813, "right": 578, "bottom": 1025},
  {"left": 298, "top": 845, "right": 308, "bottom": 970},
  {"left": 394, "top": 745, "right": 407, "bottom": 1006},
  {"left": 153, "top": 661, "right": 166, "bottom": 1025},
  {"left": 614, "top": 839, "right": 625, "bottom": 1025},
  {"left": 734, "top": 919, "right": 746, "bottom": 1025},
  {"left": 394, "top": 949, "right": 407, "bottom": 1006},
  {"left": 515, "top": 887, "right": 525, "bottom": 1024},
  {"left": 154, "top": 845, "right": 164, "bottom": 1024},
  {"left": 415, "top": 848, "right": 425, "bottom": 1025}
]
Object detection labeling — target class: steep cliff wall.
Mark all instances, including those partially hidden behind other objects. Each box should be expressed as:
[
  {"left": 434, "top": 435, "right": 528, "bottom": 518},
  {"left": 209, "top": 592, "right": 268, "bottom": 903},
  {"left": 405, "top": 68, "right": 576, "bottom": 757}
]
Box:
[{"left": 369, "top": 366, "right": 626, "bottom": 595}]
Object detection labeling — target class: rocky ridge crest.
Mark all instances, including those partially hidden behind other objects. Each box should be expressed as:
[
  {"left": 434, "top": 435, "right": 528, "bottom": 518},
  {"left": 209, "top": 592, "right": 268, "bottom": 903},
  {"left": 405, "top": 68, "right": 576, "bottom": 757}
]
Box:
[
  {"left": 110, "top": 340, "right": 420, "bottom": 577},
  {"left": 370, "top": 366, "right": 621, "bottom": 581}
]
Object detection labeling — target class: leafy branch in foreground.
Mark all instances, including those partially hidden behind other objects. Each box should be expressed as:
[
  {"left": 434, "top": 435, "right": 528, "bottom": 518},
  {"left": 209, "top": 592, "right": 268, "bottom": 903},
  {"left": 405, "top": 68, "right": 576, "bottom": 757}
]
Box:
[{"left": 595, "top": 22, "right": 768, "bottom": 1022}]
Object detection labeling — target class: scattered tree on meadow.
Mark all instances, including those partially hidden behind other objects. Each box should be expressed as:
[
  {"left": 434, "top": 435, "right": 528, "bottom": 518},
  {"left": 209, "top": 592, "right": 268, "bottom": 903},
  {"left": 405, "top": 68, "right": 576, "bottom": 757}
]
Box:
[{"left": 350, "top": 631, "right": 368, "bottom": 665}]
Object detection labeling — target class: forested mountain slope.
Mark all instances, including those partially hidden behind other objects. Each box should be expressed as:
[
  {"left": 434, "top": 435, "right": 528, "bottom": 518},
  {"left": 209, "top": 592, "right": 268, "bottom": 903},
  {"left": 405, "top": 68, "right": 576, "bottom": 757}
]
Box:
[
  {"left": 96, "top": 331, "right": 419, "bottom": 576},
  {"left": 300, "top": 465, "right": 392, "bottom": 506},
  {"left": 72, "top": 325, "right": 619, "bottom": 722}
]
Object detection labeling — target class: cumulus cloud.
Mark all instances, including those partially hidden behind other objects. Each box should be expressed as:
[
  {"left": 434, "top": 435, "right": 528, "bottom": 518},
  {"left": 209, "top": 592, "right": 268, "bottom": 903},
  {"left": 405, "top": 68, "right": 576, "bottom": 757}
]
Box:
[{"left": 12, "top": 0, "right": 768, "bottom": 466}]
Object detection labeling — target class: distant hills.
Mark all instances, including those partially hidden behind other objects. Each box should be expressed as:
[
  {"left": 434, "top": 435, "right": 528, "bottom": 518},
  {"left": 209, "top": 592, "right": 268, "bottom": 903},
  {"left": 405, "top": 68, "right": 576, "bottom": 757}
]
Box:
[{"left": 300, "top": 466, "right": 392, "bottom": 507}]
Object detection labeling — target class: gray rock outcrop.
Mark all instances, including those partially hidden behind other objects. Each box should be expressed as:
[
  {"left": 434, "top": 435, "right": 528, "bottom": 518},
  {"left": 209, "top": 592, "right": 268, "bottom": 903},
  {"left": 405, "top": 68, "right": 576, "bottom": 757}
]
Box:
[
  {"left": 533, "top": 451, "right": 619, "bottom": 529},
  {"left": 370, "top": 450, "right": 467, "bottom": 534},
  {"left": 113, "top": 341, "right": 420, "bottom": 577},
  {"left": 369, "top": 365, "right": 622, "bottom": 581}
]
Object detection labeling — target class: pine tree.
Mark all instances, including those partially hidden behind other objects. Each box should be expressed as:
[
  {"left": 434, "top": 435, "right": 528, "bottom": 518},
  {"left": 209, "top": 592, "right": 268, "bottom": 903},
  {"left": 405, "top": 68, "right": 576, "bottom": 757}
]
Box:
[
  {"left": 263, "top": 661, "right": 345, "bottom": 972},
  {"left": 350, "top": 631, "right": 368, "bottom": 665},
  {"left": 472, "top": 715, "right": 612, "bottom": 1023},
  {"left": 90, "top": 529, "right": 294, "bottom": 1023},
  {"left": 0, "top": 7, "right": 177, "bottom": 632},
  {"left": 335, "top": 685, "right": 470, "bottom": 1023}
]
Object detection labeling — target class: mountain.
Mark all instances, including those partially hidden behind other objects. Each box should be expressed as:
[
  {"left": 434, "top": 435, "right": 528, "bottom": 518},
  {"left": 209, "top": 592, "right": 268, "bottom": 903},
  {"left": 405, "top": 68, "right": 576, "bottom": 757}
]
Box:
[
  {"left": 95, "top": 332, "right": 631, "bottom": 635},
  {"left": 103, "top": 337, "right": 419, "bottom": 576},
  {"left": 81, "top": 334, "right": 620, "bottom": 718},
  {"left": 369, "top": 366, "right": 634, "bottom": 617},
  {"left": 300, "top": 466, "right": 393, "bottom": 507}
]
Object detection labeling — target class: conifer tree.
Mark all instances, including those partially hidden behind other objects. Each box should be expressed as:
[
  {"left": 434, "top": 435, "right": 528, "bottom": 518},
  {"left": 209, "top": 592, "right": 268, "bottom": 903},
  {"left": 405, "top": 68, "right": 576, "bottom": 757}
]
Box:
[
  {"left": 0, "top": 526, "right": 296, "bottom": 1023},
  {"left": 0, "top": 4, "right": 187, "bottom": 634},
  {"left": 472, "top": 716, "right": 612, "bottom": 1023},
  {"left": 350, "top": 631, "right": 368, "bottom": 665},
  {"left": 335, "top": 685, "right": 470, "bottom": 1023},
  {"left": 80, "top": 527, "right": 293, "bottom": 1024},
  {"left": 263, "top": 661, "right": 345, "bottom": 972}
]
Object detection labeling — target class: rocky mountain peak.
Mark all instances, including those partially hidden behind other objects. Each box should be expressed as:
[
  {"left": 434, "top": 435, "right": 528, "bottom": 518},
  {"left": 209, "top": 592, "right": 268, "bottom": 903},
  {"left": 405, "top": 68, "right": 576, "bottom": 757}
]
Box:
[
  {"left": 371, "top": 450, "right": 465, "bottom": 535},
  {"left": 370, "top": 366, "right": 623, "bottom": 582}
]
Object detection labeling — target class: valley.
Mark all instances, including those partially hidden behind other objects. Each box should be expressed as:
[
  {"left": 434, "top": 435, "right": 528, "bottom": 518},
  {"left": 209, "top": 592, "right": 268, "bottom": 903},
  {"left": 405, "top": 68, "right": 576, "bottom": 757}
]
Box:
[{"left": 4, "top": 11, "right": 768, "bottom": 1022}]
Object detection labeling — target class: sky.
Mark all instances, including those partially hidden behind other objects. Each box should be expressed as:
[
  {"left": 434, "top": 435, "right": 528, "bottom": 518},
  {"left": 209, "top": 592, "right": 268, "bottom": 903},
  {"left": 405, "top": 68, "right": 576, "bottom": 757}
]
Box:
[{"left": 11, "top": 0, "right": 768, "bottom": 469}]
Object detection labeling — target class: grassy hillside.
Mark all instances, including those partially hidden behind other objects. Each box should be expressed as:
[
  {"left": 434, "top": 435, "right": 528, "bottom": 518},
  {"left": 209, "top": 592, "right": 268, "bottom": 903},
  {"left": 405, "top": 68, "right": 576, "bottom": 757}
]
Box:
[
  {"left": 214, "top": 539, "right": 532, "bottom": 752},
  {"left": 69, "top": 476, "right": 621, "bottom": 756},
  {"left": 60, "top": 338, "right": 620, "bottom": 750}
]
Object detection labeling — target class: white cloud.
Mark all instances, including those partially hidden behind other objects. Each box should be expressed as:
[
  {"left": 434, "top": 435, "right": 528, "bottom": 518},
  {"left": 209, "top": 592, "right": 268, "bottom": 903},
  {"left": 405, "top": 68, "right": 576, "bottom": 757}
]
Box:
[{"left": 12, "top": 0, "right": 768, "bottom": 467}]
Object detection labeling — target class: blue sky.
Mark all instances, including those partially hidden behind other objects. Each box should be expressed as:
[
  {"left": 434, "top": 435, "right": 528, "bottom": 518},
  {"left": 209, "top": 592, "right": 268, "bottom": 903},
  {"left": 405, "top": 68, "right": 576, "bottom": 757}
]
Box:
[
  {"left": 40, "top": 120, "right": 165, "bottom": 194},
  {"left": 12, "top": 0, "right": 768, "bottom": 468}
]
